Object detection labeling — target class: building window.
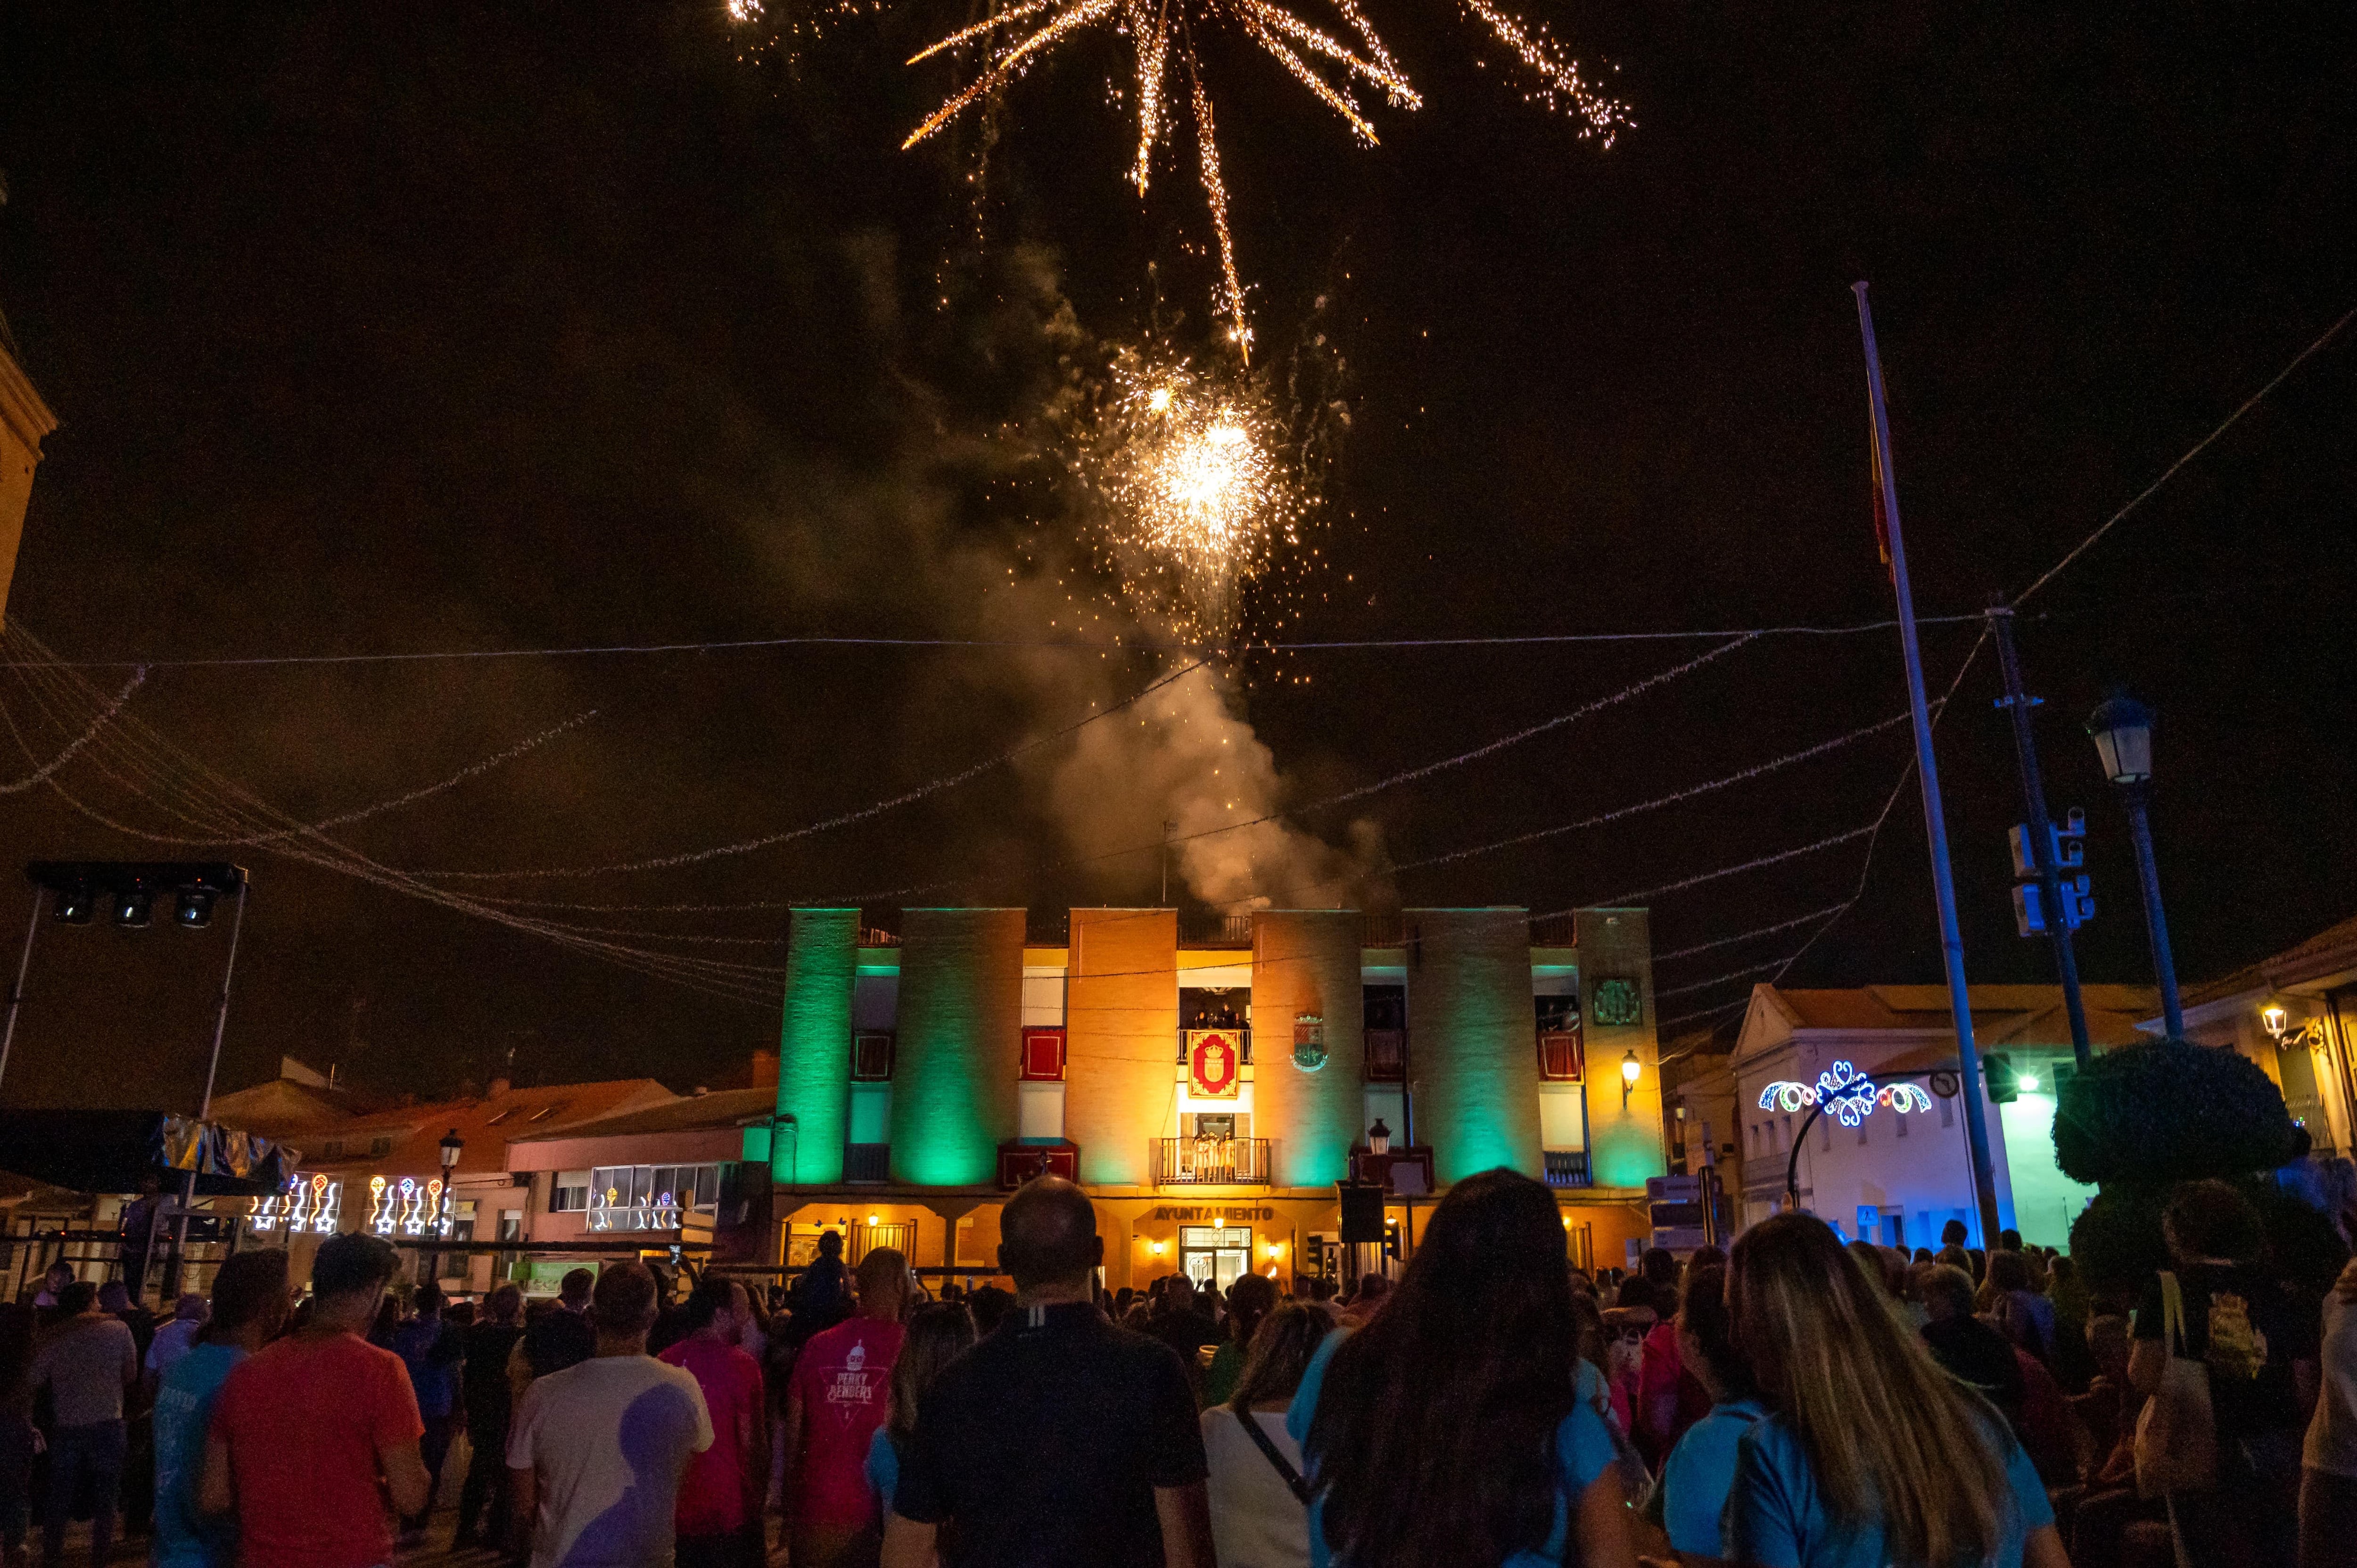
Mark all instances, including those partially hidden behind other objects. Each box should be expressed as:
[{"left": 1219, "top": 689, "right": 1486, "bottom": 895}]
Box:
[
  {"left": 1020, "top": 1027, "right": 1066, "bottom": 1081},
  {"left": 498, "top": 1209, "right": 523, "bottom": 1241},
  {"left": 1364, "top": 986, "right": 1406, "bottom": 1082},
  {"left": 852, "top": 1032, "right": 896, "bottom": 1081},
  {"left": 587, "top": 1164, "right": 722, "bottom": 1232},
  {"left": 551, "top": 1171, "right": 591, "bottom": 1213}
]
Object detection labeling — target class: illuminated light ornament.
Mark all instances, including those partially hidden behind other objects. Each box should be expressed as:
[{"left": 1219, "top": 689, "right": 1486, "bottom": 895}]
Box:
[
  {"left": 424, "top": 1178, "right": 445, "bottom": 1238},
  {"left": 398, "top": 1177, "right": 423, "bottom": 1236},
  {"left": 654, "top": 1190, "right": 678, "bottom": 1230},
  {"left": 369, "top": 1176, "right": 394, "bottom": 1235},
  {"left": 309, "top": 1175, "right": 340, "bottom": 1235},
  {"left": 1757, "top": 1061, "right": 1933, "bottom": 1128}
]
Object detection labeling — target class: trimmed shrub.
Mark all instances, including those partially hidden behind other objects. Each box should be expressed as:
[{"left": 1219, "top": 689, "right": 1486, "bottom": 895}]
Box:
[
  {"left": 2069, "top": 1183, "right": 2171, "bottom": 1304},
  {"left": 2053, "top": 1040, "right": 2303, "bottom": 1185}
]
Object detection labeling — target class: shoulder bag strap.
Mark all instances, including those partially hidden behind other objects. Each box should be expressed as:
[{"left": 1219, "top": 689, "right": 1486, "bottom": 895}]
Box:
[{"left": 1234, "top": 1408, "right": 1313, "bottom": 1504}]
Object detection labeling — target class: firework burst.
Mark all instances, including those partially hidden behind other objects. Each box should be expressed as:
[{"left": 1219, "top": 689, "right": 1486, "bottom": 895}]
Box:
[
  {"left": 735, "top": 0, "right": 1628, "bottom": 352},
  {"left": 1067, "top": 340, "right": 1318, "bottom": 642}
]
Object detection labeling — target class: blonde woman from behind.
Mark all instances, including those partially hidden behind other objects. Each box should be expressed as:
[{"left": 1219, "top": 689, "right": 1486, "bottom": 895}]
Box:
[{"left": 1724, "top": 1213, "right": 2068, "bottom": 1568}]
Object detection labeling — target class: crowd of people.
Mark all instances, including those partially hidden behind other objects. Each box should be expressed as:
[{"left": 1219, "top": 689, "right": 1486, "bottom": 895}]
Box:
[{"left": 2, "top": 1166, "right": 2355, "bottom": 1567}]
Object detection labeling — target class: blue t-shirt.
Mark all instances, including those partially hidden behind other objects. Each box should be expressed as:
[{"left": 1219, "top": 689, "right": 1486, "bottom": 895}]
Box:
[
  {"left": 1286, "top": 1327, "right": 1619, "bottom": 1568},
  {"left": 389, "top": 1317, "right": 461, "bottom": 1419},
  {"left": 866, "top": 1425, "right": 900, "bottom": 1514},
  {"left": 1661, "top": 1396, "right": 1769, "bottom": 1556},
  {"left": 151, "top": 1342, "right": 245, "bottom": 1568},
  {"left": 1726, "top": 1411, "right": 2054, "bottom": 1568}
]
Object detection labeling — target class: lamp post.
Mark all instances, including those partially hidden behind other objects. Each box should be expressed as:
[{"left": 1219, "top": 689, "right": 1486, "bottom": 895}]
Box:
[
  {"left": 1620, "top": 1049, "right": 1640, "bottom": 1109},
  {"left": 431, "top": 1129, "right": 462, "bottom": 1283},
  {"left": 2086, "top": 696, "right": 2184, "bottom": 1039},
  {"left": 1366, "top": 1118, "right": 1391, "bottom": 1158}
]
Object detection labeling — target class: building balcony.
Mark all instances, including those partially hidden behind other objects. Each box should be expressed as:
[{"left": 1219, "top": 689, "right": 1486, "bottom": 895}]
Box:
[
  {"left": 1348, "top": 1145, "right": 1434, "bottom": 1195},
  {"left": 1155, "top": 1137, "right": 1273, "bottom": 1187},
  {"left": 844, "top": 1143, "right": 891, "bottom": 1183},
  {"left": 1544, "top": 1151, "right": 1592, "bottom": 1189},
  {"left": 997, "top": 1140, "right": 1079, "bottom": 1189}
]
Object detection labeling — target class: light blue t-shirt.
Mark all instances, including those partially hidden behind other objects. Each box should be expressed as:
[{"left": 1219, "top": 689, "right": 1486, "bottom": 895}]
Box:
[
  {"left": 1661, "top": 1396, "right": 1769, "bottom": 1556},
  {"left": 866, "top": 1425, "right": 900, "bottom": 1515},
  {"left": 1727, "top": 1411, "right": 2054, "bottom": 1568},
  {"left": 1286, "top": 1327, "right": 1619, "bottom": 1568},
  {"left": 151, "top": 1342, "right": 245, "bottom": 1568}
]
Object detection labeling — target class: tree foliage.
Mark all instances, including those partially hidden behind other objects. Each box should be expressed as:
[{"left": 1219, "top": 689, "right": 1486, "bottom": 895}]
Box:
[{"left": 2053, "top": 1040, "right": 2304, "bottom": 1185}]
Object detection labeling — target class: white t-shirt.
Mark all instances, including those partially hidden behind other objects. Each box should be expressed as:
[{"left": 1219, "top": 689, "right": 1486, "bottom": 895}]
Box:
[
  {"left": 1200, "top": 1405, "right": 1311, "bottom": 1568},
  {"left": 508, "top": 1353, "right": 714, "bottom": 1568},
  {"left": 2307, "top": 1293, "right": 2357, "bottom": 1476}
]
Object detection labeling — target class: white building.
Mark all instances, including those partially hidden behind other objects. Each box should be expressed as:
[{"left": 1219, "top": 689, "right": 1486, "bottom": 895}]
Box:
[{"left": 1682, "top": 983, "right": 2156, "bottom": 1251}]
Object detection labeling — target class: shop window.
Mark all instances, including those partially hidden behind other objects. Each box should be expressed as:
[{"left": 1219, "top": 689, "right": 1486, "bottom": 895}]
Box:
[
  {"left": 1021, "top": 1027, "right": 1066, "bottom": 1081},
  {"left": 852, "top": 1031, "right": 896, "bottom": 1081}
]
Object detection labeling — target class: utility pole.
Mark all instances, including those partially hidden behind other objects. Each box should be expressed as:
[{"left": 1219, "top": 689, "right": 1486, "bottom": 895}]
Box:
[
  {"left": 1854, "top": 283, "right": 2003, "bottom": 1248},
  {"left": 1988, "top": 603, "right": 2093, "bottom": 1067}
]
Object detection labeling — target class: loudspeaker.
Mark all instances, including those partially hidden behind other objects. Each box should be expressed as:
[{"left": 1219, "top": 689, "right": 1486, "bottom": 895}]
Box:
[{"left": 1338, "top": 1183, "right": 1386, "bottom": 1243}]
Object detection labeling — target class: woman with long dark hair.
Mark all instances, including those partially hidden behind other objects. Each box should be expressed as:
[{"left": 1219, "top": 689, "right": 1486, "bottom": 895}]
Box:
[
  {"left": 867, "top": 1299, "right": 976, "bottom": 1522},
  {"left": 1290, "top": 1169, "right": 1638, "bottom": 1568},
  {"left": 1725, "top": 1214, "right": 2066, "bottom": 1568}
]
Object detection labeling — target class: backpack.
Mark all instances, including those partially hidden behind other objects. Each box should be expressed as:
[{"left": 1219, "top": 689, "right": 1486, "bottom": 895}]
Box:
[{"left": 2203, "top": 1292, "right": 2270, "bottom": 1382}]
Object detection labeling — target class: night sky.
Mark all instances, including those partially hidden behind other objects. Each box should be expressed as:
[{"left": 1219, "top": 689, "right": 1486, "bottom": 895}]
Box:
[{"left": 0, "top": 1, "right": 2350, "bottom": 1109}]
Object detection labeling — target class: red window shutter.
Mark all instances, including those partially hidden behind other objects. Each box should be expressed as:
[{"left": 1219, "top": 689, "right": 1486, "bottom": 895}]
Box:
[
  {"left": 851, "top": 1032, "right": 896, "bottom": 1081},
  {"left": 1020, "top": 1027, "right": 1066, "bottom": 1081},
  {"left": 1537, "top": 1027, "right": 1585, "bottom": 1082}
]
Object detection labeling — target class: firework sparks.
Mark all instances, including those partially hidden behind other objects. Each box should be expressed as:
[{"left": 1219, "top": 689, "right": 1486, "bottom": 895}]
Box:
[
  {"left": 1071, "top": 343, "right": 1312, "bottom": 641},
  {"left": 738, "top": 0, "right": 1627, "bottom": 352}
]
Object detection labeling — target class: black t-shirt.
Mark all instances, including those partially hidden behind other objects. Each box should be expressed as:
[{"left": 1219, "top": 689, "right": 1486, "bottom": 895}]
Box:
[
  {"left": 522, "top": 1304, "right": 596, "bottom": 1379},
  {"left": 894, "top": 1302, "right": 1210, "bottom": 1568},
  {"left": 2134, "top": 1262, "right": 2320, "bottom": 1438},
  {"left": 461, "top": 1321, "right": 525, "bottom": 1423}
]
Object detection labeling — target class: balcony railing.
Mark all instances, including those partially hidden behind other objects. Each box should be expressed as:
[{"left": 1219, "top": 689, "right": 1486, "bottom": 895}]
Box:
[
  {"left": 1155, "top": 1137, "right": 1273, "bottom": 1186},
  {"left": 1544, "top": 1151, "right": 1592, "bottom": 1188},
  {"left": 1179, "top": 912, "right": 1255, "bottom": 947},
  {"left": 1348, "top": 1146, "right": 1435, "bottom": 1195},
  {"left": 844, "top": 1144, "right": 891, "bottom": 1183}
]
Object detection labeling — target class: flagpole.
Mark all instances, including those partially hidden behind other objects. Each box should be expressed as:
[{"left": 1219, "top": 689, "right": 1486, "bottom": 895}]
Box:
[{"left": 1853, "top": 282, "right": 2003, "bottom": 1248}]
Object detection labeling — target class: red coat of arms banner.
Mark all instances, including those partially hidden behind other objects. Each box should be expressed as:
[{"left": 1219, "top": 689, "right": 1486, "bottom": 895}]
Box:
[{"left": 1187, "top": 1030, "right": 1242, "bottom": 1098}]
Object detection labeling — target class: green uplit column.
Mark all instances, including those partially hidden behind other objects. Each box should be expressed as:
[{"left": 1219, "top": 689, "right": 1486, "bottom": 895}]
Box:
[
  {"left": 775, "top": 908, "right": 859, "bottom": 1186},
  {"left": 1405, "top": 909, "right": 1544, "bottom": 1183},
  {"left": 890, "top": 909, "right": 1024, "bottom": 1186}
]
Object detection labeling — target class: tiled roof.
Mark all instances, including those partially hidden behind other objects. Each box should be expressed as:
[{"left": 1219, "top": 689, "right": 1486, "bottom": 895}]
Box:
[{"left": 507, "top": 1087, "right": 776, "bottom": 1142}]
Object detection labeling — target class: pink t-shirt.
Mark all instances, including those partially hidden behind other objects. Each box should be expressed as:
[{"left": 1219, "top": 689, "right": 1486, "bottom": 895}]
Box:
[
  {"left": 210, "top": 1331, "right": 425, "bottom": 1568},
  {"left": 658, "top": 1335, "right": 767, "bottom": 1535},
  {"left": 788, "top": 1316, "right": 905, "bottom": 1533}
]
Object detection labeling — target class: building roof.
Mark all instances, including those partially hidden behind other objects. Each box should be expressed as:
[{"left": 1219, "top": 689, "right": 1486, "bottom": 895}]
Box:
[
  {"left": 285, "top": 1078, "right": 677, "bottom": 1176},
  {"left": 1745, "top": 982, "right": 2159, "bottom": 1056},
  {"left": 506, "top": 1087, "right": 775, "bottom": 1144},
  {"left": 203, "top": 1077, "right": 372, "bottom": 1140},
  {"left": 2182, "top": 912, "right": 2357, "bottom": 1008}
]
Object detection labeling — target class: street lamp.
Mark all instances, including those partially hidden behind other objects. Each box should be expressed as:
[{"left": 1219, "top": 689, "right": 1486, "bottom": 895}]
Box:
[
  {"left": 437, "top": 1129, "right": 462, "bottom": 1238},
  {"left": 2086, "top": 695, "right": 2184, "bottom": 1038},
  {"left": 1366, "top": 1119, "right": 1392, "bottom": 1157},
  {"left": 2263, "top": 1004, "right": 2290, "bottom": 1040},
  {"left": 1620, "top": 1049, "right": 1641, "bottom": 1108}
]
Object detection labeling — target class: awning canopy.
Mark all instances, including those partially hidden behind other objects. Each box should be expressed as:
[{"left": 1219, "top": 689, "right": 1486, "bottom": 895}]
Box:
[{"left": 0, "top": 1110, "right": 297, "bottom": 1196}]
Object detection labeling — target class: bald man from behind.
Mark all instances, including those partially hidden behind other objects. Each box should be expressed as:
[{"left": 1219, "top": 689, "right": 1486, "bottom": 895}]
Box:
[{"left": 883, "top": 1177, "right": 1213, "bottom": 1568}]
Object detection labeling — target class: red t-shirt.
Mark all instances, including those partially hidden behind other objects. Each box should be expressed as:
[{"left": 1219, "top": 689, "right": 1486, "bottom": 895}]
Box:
[
  {"left": 210, "top": 1329, "right": 425, "bottom": 1568},
  {"left": 658, "top": 1334, "right": 768, "bottom": 1535},
  {"left": 788, "top": 1315, "right": 905, "bottom": 1533}
]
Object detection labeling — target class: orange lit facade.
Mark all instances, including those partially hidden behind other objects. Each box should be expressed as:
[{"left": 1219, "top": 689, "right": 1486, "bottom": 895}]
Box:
[{"left": 768, "top": 906, "right": 1669, "bottom": 1289}]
